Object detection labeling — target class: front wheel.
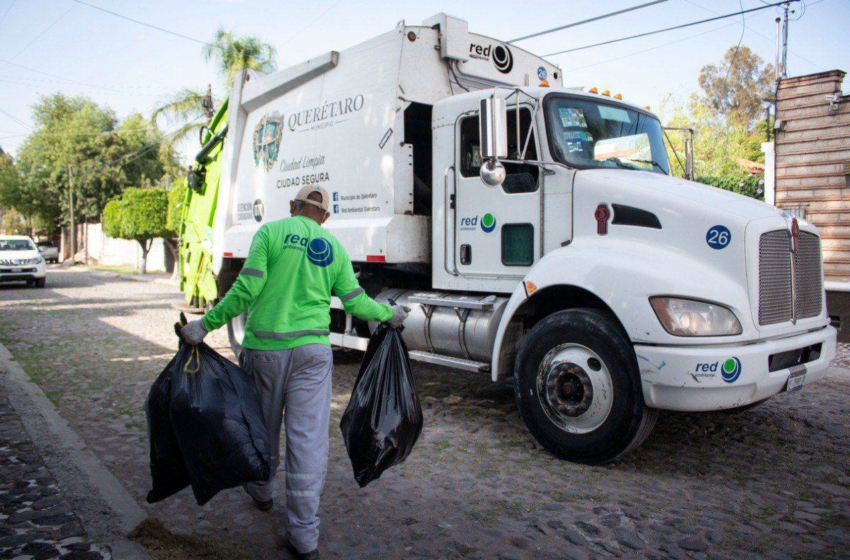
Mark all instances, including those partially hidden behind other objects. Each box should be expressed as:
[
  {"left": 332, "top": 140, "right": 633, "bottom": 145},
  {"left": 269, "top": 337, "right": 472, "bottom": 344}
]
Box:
[{"left": 515, "top": 309, "right": 658, "bottom": 464}]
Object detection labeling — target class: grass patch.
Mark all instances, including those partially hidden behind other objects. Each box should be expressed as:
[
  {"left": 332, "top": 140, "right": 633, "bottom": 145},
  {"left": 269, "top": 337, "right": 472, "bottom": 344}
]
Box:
[{"left": 128, "top": 518, "right": 250, "bottom": 560}]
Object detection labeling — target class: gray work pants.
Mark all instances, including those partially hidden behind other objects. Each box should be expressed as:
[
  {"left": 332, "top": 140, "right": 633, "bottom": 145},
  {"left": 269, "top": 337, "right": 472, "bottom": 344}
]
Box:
[{"left": 239, "top": 344, "right": 333, "bottom": 554}]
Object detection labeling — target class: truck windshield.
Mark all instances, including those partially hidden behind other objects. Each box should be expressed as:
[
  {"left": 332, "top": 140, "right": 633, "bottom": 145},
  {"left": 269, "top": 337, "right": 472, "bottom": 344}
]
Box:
[{"left": 545, "top": 95, "right": 670, "bottom": 175}]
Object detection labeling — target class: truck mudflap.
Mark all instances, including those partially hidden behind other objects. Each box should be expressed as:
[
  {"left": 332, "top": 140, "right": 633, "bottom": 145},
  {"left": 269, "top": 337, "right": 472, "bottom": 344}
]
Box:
[{"left": 635, "top": 325, "right": 838, "bottom": 412}]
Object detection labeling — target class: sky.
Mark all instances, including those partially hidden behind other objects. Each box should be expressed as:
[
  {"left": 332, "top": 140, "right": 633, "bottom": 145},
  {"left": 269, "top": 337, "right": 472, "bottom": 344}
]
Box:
[{"left": 0, "top": 0, "right": 848, "bottom": 162}]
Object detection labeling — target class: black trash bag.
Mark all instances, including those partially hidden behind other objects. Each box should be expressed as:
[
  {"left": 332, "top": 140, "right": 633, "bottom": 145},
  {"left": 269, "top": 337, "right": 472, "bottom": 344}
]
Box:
[
  {"left": 145, "top": 316, "right": 271, "bottom": 506},
  {"left": 340, "top": 323, "right": 424, "bottom": 487},
  {"left": 145, "top": 352, "right": 191, "bottom": 503}
]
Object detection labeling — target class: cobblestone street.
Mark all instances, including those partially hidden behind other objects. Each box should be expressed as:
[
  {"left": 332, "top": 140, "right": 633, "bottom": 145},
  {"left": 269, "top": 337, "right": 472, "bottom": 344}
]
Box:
[
  {"left": 1, "top": 268, "right": 849, "bottom": 560},
  {"left": 0, "top": 384, "right": 110, "bottom": 559}
]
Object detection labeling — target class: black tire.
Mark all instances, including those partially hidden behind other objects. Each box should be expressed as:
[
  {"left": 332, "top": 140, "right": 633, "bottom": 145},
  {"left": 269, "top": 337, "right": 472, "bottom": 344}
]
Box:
[
  {"left": 35, "top": 278, "right": 45, "bottom": 288},
  {"left": 514, "top": 309, "right": 658, "bottom": 464}
]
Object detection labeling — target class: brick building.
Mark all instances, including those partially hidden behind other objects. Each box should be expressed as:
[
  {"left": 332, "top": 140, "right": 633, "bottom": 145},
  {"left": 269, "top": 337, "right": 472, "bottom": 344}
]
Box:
[{"left": 767, "top": 69, "right": 849, "bottom": 340}]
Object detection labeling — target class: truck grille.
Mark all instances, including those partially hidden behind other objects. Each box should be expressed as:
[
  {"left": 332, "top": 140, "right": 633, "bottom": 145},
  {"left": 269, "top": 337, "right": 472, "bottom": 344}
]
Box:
[{"left": 758, "top": 230, "right": 822, "bottom": 326}]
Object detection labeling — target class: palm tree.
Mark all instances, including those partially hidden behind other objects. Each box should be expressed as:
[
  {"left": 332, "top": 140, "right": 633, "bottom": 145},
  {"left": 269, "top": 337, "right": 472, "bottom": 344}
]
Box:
[
  {"left": 203, "top": 27, "right": 277, "bottom": 87},
  {"left": 152, "top": 28, "right": 276, "bottom": 147},
  {"left": 151, "top": 85, "right": 215, "bottom": 148}
]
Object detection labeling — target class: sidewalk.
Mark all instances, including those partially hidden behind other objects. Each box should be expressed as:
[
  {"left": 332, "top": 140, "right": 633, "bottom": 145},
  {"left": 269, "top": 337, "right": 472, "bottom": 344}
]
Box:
[
  {"left": 0, "top": 384, "right": 111, "bottom": 559},
  {"left": 0, "top": 342, "right": 150, "bottom": 560},
  {"left": 73, "top": 266, "right": 179, "bottom": 287}
]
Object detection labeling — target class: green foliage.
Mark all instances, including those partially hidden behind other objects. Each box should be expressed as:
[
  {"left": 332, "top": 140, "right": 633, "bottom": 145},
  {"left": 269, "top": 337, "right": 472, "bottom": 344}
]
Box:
[
  {"left": 202, "top": 27, "right": 277, "bottom": 87},
  {"left": 103, "top": 187, "right": 170, "bottom": 243},
  {"left": 698, "top": 46, "right": 774, "bottom": 127},
  {"left": 102, "top": 197, "right": 124, "bottom": 239},
  {"left": 12, "top": 94, "right": 180, "bottom": 230},
  {"left": 166, "top": 178, "right": 188, "bottom": 235},
  {"left": 1, "top": 208, "right": 28, "bottom": 235},
  {"left": 696, "top": 175, "right": 764, "bottom": 201},
  {"left": 152, "top": 87, "right": 215, "bottom": 147}
]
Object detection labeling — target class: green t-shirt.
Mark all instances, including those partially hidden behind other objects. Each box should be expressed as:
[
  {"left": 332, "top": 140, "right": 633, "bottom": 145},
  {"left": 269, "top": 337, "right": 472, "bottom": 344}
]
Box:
[{"left": 203, "top": 215, "right": 393, "bottom": 350}]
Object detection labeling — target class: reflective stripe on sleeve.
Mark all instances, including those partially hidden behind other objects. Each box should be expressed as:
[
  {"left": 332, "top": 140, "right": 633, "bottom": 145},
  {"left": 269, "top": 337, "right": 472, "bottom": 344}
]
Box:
[
  {"left": 339, "top": 287, "right": 365, "bottom": 302},
  {"left": 254, "top": 329, "right": 330, "bottom": 339},
  {"left": 240, "top": 268, "right": 264, "bottom": 278}
]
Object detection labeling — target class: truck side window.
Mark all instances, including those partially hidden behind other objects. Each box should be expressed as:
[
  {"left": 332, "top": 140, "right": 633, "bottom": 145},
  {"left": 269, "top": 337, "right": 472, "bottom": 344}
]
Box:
[
  {"left": 460, "top": 108, "right": 539, "bottom": 194},
  {"left": 502, "top": 223, "right": 535, "bottom": 266}
]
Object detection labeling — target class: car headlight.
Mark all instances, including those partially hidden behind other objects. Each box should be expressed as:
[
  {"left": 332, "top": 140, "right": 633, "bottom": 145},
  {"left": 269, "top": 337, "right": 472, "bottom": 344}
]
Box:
[
  {"left": 21, "top": 257, "right": 43, "bottom": 265},
  {"left": 650, "top": 297, "right": 742, "bottom": 337}
]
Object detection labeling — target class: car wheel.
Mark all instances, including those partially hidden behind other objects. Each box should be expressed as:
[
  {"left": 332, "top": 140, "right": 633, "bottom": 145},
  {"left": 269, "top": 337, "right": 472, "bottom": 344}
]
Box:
[
  {"left": 35, "top": 278, "right": 46, "bottom": 288},
  {"left": 514, "top": 309, "right": 658, "bottom": 464}
]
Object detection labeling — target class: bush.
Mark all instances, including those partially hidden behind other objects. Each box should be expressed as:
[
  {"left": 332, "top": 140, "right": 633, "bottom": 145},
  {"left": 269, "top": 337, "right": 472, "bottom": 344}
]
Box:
[
  {"left": 696, "top": 175, "right": 764, "bottom": 201},
  {"left": 102, "top": 187, "right": 170, "bottom": 273},
  {"left": 166, "top": 178, "right": 188, "bottom": 236}
]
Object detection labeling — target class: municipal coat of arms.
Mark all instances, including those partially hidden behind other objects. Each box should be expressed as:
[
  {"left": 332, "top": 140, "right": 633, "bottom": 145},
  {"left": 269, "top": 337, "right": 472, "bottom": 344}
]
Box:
[{"left": 252, "top": 113, "right": 283, "bottom": 171}]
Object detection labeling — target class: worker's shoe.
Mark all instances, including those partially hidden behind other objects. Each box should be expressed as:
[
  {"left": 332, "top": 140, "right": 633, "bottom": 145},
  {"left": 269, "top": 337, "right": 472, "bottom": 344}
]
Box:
[
  {"left": 251, "top": 496, "right": 274, "bottom": 512},
  {"left": 283, "top": 539, "right": 320, "bottom": 560}
]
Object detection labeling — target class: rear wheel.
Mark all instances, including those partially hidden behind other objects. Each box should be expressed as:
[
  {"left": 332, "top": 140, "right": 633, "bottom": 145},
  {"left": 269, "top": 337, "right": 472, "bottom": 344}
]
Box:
[
  {"left": 515, "top": 309, "right": 658, "bottom": 464},
  {"left": 227, "top": 311, "right": 247, "bottom": 359}
]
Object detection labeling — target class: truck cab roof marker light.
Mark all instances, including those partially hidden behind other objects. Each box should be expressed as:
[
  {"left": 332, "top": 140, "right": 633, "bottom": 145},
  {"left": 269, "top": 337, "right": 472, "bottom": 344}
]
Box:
[
  {"left": 588, "top": 87, "right": 598, "bottom": 94},
  {"left": 601, "top": 90, "right": 611, "bottom": 97}
]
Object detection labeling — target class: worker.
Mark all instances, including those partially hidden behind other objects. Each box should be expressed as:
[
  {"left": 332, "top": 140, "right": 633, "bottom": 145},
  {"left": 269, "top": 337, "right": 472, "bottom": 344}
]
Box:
[{"left": 180, "top": 185, "right": 409, "bottom": 560}]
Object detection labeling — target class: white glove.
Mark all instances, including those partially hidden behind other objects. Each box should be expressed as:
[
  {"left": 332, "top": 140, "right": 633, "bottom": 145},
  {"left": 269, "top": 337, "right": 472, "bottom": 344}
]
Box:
[
  {"left": 181, "top": 319, "right": 208, "bottom": 345},
  {"left": 387, "top": 305, "right": 411, "bottom": 328}
]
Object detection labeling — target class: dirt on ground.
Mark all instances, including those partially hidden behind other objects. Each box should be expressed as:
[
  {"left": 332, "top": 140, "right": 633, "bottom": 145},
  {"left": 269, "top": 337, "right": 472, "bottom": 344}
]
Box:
[{"left": 1, "top": 268, "right": 848, "bottom": 560}]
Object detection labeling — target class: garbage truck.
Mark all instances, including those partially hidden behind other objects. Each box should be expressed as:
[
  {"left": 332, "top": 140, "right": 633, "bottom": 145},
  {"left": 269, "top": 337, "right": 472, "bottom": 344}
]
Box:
[{"left": 177, "top": 14, "right": 838, "bottom": 464}]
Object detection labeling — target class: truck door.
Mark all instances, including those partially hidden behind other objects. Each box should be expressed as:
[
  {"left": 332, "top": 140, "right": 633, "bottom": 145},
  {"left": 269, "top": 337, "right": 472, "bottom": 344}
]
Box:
[{"left": 454, "top": 107, "right": 541, "bottom": 279}]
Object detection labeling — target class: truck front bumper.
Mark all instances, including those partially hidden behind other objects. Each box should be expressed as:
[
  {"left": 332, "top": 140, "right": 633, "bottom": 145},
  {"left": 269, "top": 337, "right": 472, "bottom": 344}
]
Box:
[
  {"left": 0, "top": 265, "right": 46, "bottom": 282},
  {"left": 635, "top": 325, "right": 838, "bottom": 411}
]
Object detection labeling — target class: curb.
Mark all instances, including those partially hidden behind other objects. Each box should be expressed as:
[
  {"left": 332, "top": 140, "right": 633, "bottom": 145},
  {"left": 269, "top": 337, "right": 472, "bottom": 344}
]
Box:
[{"left": 0, "top": 342, "right": 152, "bottom": 560}]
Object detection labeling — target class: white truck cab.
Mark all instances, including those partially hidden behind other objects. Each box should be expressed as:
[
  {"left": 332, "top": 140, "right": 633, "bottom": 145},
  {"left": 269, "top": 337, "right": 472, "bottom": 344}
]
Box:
[{"left": 186, "top": 14, "right": 837, "bottom": 463}]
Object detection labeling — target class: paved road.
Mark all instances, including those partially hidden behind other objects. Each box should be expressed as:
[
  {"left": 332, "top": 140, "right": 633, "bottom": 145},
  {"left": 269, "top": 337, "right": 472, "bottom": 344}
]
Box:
[{"left": 1, "top": 268, "right": 849, "bottom": 560}]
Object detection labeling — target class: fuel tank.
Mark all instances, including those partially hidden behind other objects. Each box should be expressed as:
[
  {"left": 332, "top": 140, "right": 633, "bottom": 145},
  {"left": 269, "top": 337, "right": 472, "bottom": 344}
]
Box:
[{"left": 374, "top": 289, "right": 509, "bottom": 363}]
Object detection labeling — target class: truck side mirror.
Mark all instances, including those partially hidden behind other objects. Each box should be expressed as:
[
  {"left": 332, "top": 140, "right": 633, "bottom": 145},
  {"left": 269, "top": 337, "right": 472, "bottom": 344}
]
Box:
[{"left": 479, "top": 96, "right": 507, "bottom": 187}]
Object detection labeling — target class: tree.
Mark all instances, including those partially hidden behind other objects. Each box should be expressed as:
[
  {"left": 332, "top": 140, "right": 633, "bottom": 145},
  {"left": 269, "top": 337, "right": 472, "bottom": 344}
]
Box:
[
  {"left": 165, "top": 178, "right": 188, "bottom": 280},
  {"left": 662, "top": 94, "right": 766, "bottom": 200},
  {"left": 203, "top": 27, "right": 277, "bottom": 87},
  {"left": 151, "top": 86, "right": 216, "bottom": 148},
  {"left": 13, "top": 94, "right": 179, "bottom": 231},
  {"left": 103, "top": 188, "right": 170, "bottom": 274},
  {"left": 698, "top": 46, "right": 774, "bottom": 128},
  {"left": 152, "top": 28, "right": 276, "bottom": 147}
]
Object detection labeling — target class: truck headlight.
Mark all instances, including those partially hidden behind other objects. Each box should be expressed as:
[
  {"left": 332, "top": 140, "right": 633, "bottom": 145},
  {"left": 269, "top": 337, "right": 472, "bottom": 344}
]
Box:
[{"left": 650, "top": 297, "right": 742, "bottom": 337}]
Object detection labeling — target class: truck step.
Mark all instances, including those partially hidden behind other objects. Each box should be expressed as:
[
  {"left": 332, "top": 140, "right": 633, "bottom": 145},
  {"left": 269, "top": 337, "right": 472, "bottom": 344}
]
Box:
[{"left": 408, "top": 351, "right": 490, "bottom": 373}]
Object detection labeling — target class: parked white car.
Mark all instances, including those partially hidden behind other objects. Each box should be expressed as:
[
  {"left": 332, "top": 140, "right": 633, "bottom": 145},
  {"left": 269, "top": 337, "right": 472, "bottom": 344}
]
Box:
[
  {"left": 0, "top": 235, "right": 47, "bottom": 288},
  {"left": 37, "top": 240, "right": 59, "bottom": 263}
]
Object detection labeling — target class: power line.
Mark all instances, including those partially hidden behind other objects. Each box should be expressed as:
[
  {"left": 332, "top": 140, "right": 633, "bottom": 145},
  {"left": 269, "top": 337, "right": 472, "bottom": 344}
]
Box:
[
  {"left": 544, "top": 0, "right": 799, "bottom": 57},
  {"left": 684, "top": 0, "right": 827, "bottom": 71},
  {"left": 0, "top": 6, "right": 75, "bottom": 75},
  {"left": 509, "top": 0, "right": 669, "bottom": 43},
  {"left": 0, "top": 0, "right": 18, "bottom": 30},
  {"left": 0, "top": 58, "right": 170, "bottom": 94},
  {"left": 68, "top": 0, "right": 210, "bottom": 46},
  {"left": 0, "top": 127, "right": 162, "bottom": 141},
  {"left": 279, "top": 0, "right": 347, "bottom": 49},
  {"left": 0, "top": 107, "right": 30, "bottom": 130}
]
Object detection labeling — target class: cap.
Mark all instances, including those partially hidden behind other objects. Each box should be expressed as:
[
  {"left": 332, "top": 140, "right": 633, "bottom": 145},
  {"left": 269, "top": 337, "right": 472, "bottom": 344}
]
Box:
[{"left": 294, "top": 185, "right": 330, "bottom": 212}]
